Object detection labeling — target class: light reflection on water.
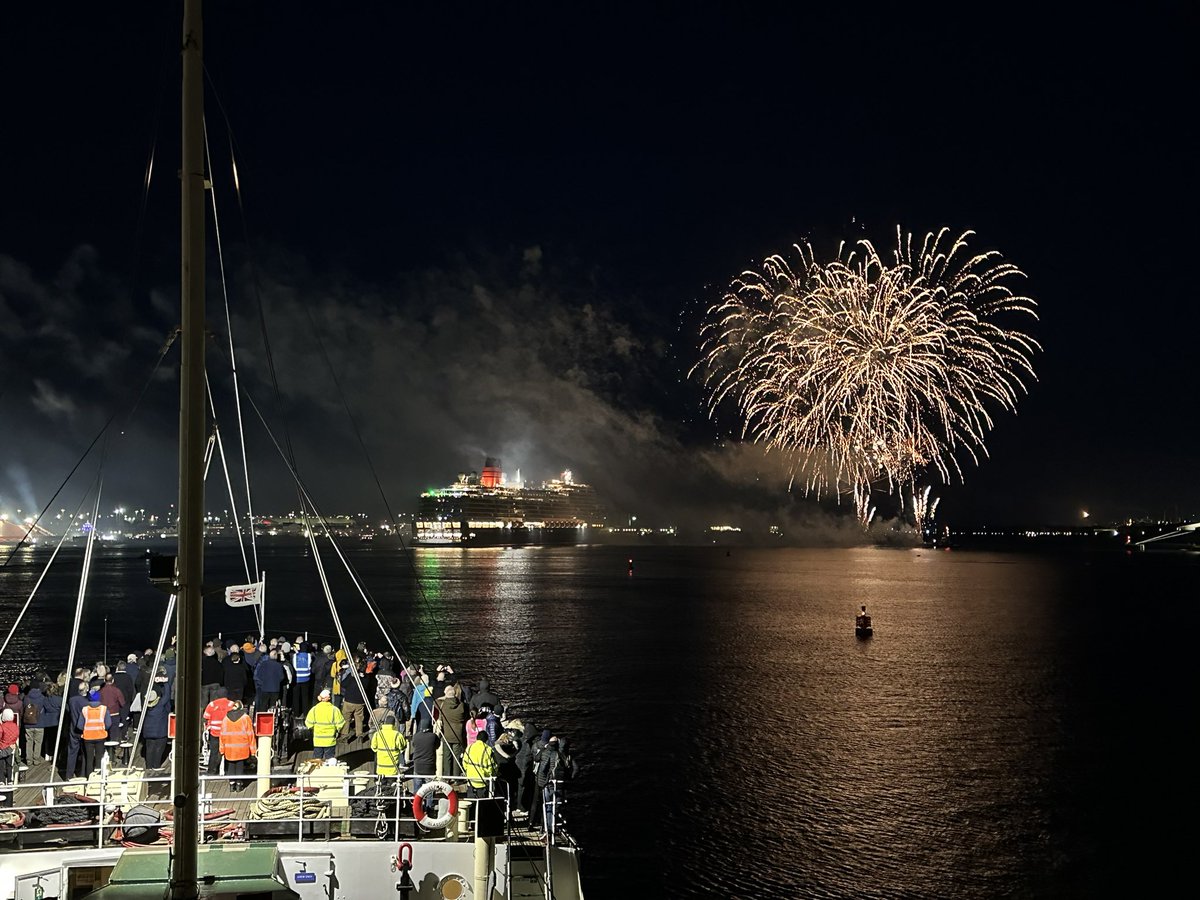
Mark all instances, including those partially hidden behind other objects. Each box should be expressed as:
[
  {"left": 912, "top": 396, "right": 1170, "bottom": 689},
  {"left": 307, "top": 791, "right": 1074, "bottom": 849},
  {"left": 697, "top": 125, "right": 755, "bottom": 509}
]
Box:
[{"left": 0, "top": 541, "right": 1187, "bottom": 898}]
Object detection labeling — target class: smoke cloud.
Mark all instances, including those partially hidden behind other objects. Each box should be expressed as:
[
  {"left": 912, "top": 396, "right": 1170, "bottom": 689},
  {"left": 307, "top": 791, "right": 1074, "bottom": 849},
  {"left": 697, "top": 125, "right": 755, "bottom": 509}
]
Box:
[{"left": 0, "top": 242, "right": 903, "bottom": 542}]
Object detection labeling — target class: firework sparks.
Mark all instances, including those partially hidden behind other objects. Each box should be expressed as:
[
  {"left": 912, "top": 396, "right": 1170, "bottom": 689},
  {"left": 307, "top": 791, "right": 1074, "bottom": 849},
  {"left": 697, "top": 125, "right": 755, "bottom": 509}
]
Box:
[
  {"left": 910, "top": 484, "right": 941, "bottom": 534},
  {"left": 854, "top": 483, "right": 877, "bottom": 530},
  {"left": 693, "top": 227, "right": 1039, "bottom": 504}
]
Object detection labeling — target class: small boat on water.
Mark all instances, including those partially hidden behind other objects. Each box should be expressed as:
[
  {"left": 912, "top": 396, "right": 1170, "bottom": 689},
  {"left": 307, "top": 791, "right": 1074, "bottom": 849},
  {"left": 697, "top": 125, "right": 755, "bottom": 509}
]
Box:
[{"left": 855, "top": 607, "right": 873, "bottom": 638}]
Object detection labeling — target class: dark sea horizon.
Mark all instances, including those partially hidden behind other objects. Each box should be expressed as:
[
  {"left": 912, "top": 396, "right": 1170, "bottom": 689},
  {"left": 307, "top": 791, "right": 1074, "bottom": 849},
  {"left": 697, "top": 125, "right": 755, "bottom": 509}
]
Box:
[{"left": 0, "top": 539, "right": 1188, "bottom": 898}]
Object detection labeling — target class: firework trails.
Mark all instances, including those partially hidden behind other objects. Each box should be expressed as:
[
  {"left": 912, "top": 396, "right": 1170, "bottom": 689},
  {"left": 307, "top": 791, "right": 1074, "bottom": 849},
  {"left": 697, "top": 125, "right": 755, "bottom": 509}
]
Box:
[{"left": 694, "top": 228, "right": 1040, "bottom": 510}]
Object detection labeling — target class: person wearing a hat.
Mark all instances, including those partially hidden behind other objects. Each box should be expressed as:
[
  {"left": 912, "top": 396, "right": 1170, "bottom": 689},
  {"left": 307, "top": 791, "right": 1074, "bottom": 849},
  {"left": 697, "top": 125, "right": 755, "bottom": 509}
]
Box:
[
  {"left": 304, "top": 688, "right": 344, "bottom": 760},
  {"left": 77, "top": 689, "right": 112, "bottom": 774},
  {"left": 3, "top": 684, "right": 23, "bottom": 718},
  {"left": 242, "top": 638, "right": 262, "bottom": 678},
  {"left": 309, "top": 644, "right": 331, "bottom": 698},
  {"left": 21, "top": 681, "right": 48, "bottom": 767},
  {"left": 0, "top": 708, "right": 19, "bottom": 783},
  {"left": 531, "top": 735, "right": 578, "bottom": 832},
  {"left": 370, "top": 712, "right": 407, "bottom": 777},
  {"left": 140, "top": 679, "right": 172, "bottom": 770},
  {"left": 125, "top": 653, "right": 142, "bottom": 693}
]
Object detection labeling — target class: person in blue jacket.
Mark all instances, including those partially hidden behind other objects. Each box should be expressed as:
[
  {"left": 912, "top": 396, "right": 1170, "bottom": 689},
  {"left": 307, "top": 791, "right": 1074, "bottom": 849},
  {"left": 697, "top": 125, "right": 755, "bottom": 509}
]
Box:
[
  {"left": 37, "top": 684, "right": 63, "bottom": 763},
  {"left": 140, "top": 674, "right": 173, "bottom": 770},
  {"left": 254, "top": 649, "right": 286, "bottom": 710}
]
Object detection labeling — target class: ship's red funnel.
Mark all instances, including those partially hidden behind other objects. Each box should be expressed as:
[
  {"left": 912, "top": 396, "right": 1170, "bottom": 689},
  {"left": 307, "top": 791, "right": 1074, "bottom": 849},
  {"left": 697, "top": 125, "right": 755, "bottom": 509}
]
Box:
[{"left": 481, "top": 457, "right": 502, "bottom": 488}]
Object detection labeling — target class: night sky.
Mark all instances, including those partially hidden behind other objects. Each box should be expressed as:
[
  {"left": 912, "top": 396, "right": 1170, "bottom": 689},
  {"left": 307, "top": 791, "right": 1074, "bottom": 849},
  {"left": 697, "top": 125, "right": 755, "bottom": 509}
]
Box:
[{"left": 1, "top": 2, "right": 1195, "bottom": 533}]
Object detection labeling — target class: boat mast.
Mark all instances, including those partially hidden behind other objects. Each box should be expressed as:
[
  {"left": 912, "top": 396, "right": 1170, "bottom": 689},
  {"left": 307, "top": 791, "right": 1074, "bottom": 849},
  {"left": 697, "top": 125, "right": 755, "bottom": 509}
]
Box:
[{"left": 173, "top": 0, "right": 205, "bottom": 896}]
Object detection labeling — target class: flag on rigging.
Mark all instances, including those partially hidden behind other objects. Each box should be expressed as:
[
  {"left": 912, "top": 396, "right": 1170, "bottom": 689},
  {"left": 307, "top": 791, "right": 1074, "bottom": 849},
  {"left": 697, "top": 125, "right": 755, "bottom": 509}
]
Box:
[{"left": 224, "top": 581, "right": 263, "bottom": 607}]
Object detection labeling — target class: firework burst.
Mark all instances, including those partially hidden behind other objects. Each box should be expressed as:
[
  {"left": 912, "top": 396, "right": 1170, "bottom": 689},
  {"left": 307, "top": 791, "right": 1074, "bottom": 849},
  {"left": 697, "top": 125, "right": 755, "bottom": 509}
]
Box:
[
  {"left": 909, "top": 484, "right": 941, "bottom": 534},
  {"left": 693, "top": 227, "right": 1039, "bottom": 503}
]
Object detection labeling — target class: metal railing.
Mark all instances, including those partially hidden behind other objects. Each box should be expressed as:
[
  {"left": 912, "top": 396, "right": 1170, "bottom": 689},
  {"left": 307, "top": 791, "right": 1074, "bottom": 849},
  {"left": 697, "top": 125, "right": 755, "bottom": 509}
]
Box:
[{"left": 0, "top": 767, "right": 570, "bottom": 850}]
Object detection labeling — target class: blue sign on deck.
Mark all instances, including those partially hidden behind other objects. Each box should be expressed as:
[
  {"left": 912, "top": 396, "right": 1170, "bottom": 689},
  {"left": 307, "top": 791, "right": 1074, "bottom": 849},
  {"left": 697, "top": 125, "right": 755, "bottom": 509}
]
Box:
[{"left": 294, "top": 871, "right": 318, "bottom": 884}]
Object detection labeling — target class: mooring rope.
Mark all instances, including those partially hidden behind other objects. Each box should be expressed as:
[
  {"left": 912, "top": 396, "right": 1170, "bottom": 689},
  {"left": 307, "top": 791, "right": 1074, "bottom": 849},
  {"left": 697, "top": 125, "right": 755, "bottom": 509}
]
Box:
[{"left": 248, "top": 786, "right": 330, "bottom": 821}]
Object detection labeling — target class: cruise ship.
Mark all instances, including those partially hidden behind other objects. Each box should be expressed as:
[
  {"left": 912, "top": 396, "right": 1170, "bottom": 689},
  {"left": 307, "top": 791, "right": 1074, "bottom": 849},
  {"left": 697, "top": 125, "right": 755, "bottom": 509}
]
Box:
[{"left": 415, "top": 458, "right": 608, "bottom": 545}]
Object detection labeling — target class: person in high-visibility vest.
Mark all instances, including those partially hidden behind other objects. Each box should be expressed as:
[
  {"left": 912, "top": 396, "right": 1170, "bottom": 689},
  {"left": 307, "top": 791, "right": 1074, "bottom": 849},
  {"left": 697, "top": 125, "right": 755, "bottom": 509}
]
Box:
[
  {"left": 218, "top": 701, "right": 256, "bottom": 791},
  {"left": 305, "top": 688, "right": 345, "bottom": 760},
  {"left": 370, "top": 713, "right": 408, "bottom": 777},
  {"left": 291, "top": 642, "right": 313, "bottom": 716},
  {"left": 463, "top": 733, "right": 497, "bottom": 799},
  {"left": 203, "top": 688, "right": 235, "bottom": 775},
  {"left": 77, "top": 690, "right": 112, "bottom": 774}
]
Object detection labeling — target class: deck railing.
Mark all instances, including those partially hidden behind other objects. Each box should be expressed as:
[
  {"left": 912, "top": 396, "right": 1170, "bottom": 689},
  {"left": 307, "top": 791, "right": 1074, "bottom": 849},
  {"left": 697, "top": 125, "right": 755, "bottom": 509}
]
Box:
[{"left": 0, "top": 768, "right": 573, "bottom": 850}]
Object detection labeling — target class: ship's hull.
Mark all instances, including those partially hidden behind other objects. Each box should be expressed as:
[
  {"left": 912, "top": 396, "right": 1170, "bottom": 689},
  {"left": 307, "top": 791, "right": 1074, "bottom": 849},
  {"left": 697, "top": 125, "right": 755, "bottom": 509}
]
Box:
[
  {"left": 1, "top": 758, "right": 585, "bottom": 899},
  {"left": 416, "top": 469, "right": 607, "bottom": 547},
  {"left": 414, "top": 521, "right": 602, "bottom": 547},
  {"left": 1, "top": 839, "right": 586, "bottom": 899}
]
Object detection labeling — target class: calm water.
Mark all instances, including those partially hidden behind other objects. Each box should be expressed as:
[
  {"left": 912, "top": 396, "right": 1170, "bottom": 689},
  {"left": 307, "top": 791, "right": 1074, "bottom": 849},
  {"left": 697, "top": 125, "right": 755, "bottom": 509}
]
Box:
[{"left": 1, "top": 540, "right": 1189, "bottom": 898}]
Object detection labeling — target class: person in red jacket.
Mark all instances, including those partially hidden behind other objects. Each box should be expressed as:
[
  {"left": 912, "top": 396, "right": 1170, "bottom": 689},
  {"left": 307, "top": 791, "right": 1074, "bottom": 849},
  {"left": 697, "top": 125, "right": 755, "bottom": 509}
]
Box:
[
  {"left": 218, "top": 701, "right": 256, "bottom": 791},
  {"left": 203, "top": 687, "right": 234, "bottom": 776},
  {"left": 0, "top": 708, "right": 19, "bottom": 783}
]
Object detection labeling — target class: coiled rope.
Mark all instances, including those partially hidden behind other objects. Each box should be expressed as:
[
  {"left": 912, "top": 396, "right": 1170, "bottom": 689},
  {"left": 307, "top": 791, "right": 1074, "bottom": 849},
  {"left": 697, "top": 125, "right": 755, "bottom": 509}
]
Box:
[{"left": 248, "top": 786, "right": 329, "bottom": 821}]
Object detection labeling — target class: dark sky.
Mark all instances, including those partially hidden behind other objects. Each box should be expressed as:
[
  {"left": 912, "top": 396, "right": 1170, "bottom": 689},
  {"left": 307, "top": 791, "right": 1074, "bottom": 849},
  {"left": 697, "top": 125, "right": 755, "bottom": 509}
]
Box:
[{"left": 1, "top": 2, "right": 1195, "bottom": 532}]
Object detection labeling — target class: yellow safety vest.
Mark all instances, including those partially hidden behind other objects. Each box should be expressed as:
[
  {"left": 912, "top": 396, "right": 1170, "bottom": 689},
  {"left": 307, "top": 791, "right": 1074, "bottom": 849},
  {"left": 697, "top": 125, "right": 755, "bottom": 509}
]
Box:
[
  {"left": 370, "top": 725, "right": 408, "bottom": 775},
  {"left": 463, "top": 739, "right": 497, "bottom": 789},
  {"left": 305, "top": 701, "right": 345, "bottom": 747}
]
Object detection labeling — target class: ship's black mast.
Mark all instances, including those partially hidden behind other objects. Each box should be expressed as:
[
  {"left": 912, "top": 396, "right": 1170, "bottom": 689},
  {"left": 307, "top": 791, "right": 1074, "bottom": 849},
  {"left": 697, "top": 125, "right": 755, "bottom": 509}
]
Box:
[{"left": 172, "top": 0, "right": 205, "bottom": 895}]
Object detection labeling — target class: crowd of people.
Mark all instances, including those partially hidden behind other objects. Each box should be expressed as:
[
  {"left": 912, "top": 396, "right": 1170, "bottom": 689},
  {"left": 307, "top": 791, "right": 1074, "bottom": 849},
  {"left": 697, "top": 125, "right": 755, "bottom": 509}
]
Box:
[{"left": 2, "top": 632, "right": 579, "bottom": 831}]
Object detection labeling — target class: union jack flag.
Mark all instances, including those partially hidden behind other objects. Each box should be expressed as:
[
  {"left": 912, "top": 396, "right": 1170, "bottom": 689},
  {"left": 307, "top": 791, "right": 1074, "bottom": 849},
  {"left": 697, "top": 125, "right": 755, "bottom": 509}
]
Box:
[{"left": 224, "top": 581, "right": 263, "bottom": 607}]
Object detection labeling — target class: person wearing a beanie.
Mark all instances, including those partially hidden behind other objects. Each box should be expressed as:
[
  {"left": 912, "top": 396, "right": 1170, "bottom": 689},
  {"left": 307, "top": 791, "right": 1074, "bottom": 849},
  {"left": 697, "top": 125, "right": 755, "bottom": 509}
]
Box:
[
  {"left": 77, "top": 690, "right": 112, "bottom": 774},
  {"left": 0, "top": 708, "right": 19, "bottom": 782},
  {"left": 3, "top": 684, "right": 22, "bottom": 718}
]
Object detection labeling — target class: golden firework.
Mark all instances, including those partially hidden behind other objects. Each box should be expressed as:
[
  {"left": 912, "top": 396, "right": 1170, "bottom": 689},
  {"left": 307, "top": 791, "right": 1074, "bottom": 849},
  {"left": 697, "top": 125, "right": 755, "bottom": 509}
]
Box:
[{"left": 694, "top": 228, "right": 1039, "bottom": 506}]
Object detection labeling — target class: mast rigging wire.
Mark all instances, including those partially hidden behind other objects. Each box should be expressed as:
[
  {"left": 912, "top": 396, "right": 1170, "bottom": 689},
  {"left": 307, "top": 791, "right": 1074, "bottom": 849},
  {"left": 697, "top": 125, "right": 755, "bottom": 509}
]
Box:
[
  {"left": 49, "top": 463, "right": 106, "bottom": 779},
  {"left": 205, "top": 375, "right": 254, "bottom": 590},
  {"left": 199, "top": 87, "right": 464, "bottom": 672},
  {"left": 205, "top": 120, "right": 261, "bottom": 584},
  {"left": 202, "top": 69, "right": 452, "bottom": 696},
  {"left": 2, "top": 334, "right": 177, "bottom": 569},
  {"left": 0, "top": 488, "right": 95, "bottom": 659}
]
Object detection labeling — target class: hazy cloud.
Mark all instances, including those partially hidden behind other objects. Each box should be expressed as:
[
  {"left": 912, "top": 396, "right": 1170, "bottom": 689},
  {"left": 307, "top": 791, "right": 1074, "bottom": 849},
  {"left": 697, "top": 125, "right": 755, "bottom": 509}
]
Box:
[{"left": 1, "top": 241, "right": 911, "bottom": 541}]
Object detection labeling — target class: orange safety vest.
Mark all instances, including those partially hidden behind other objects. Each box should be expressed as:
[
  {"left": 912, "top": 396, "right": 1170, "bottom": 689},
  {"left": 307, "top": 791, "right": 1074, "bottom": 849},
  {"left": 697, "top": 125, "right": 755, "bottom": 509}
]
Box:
[
  {"left": 204, "top": 697, "right": 234, "bottom": 736},
  {"left": 219, "top": 714, "right": 256, "bottom": 761},
  {"left": 81, "top": 704, "right": 108, "bottom": 740}
]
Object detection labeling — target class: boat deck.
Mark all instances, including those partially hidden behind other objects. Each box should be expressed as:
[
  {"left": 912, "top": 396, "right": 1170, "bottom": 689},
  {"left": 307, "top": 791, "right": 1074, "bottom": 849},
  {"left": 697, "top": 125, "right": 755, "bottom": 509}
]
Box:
[{"left": 2, "top": 732, "right": 555, "bottom": 851}]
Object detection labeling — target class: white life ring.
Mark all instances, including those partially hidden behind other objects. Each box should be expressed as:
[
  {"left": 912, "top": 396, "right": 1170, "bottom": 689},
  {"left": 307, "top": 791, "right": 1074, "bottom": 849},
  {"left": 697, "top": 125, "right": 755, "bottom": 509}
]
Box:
[{"left": 413, "top": 779, "right": 458, "bottom": 830}]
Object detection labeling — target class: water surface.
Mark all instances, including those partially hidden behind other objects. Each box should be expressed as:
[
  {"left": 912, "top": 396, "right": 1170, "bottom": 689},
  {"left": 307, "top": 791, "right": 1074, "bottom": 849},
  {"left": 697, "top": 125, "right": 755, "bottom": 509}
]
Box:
[{"left": 1, "top": 541, "right": 1185, "bottom": 898}]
